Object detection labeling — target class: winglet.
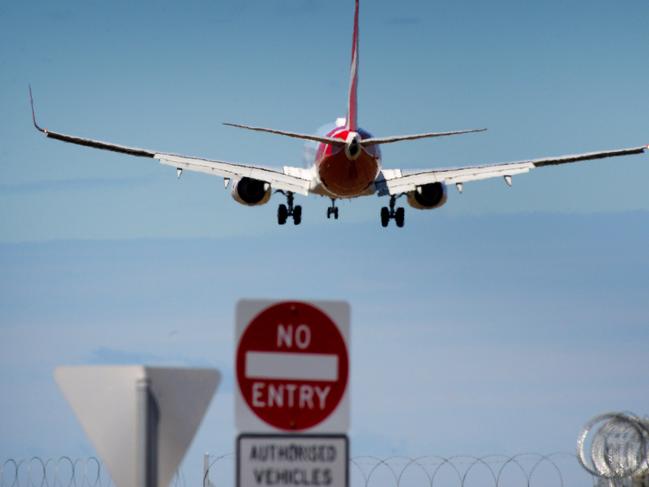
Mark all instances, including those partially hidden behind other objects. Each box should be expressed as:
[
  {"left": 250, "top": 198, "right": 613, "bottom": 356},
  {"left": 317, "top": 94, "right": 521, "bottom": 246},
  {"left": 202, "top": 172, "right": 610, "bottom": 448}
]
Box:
[{"left": 29, "top": 85, "right": 47, "bottom": 133}]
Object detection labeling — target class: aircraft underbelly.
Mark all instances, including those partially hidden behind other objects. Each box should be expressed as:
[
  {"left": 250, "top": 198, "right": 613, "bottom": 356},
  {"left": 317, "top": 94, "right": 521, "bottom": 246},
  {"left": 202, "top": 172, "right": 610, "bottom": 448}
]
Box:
[{"left": 317, "top": 150, "right": 379, "bottom": 198}]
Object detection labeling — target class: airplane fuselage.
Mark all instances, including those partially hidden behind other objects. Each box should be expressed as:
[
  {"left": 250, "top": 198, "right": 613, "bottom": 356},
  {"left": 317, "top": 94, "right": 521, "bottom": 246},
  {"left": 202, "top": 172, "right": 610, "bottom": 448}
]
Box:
[{"left": 315, "top": 126, "right": 381, "bottom": 198}]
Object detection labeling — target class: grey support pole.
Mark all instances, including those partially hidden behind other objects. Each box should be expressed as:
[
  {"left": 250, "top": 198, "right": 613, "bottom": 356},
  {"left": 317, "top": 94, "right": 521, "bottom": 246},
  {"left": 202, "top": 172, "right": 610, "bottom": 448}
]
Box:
[
  {"left": 136, "top": 378, "right": 159, "bottom": 487},
  {"left": 202, "top": 453, "right": 210, "bottom": 487}
]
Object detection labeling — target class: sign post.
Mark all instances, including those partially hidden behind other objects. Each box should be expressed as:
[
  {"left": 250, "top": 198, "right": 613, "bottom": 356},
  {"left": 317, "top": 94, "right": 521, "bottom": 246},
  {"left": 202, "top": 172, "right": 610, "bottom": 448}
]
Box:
[{"left": 235, "top": 300, "right": 350, "bottom": 487}]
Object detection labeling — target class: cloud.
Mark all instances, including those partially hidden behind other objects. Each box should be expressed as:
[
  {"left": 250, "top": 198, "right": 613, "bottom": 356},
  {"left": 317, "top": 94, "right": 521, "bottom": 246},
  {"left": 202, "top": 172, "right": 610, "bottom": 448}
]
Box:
[
  {"left": 386, "top": 16, "right": 421, "bottom": 26},
  {"left": 87, "top": 347, "right": 169, "bottom": 365},
  {"left": 270, "top": 0, "right": 322, "bottom": 16},
  {"left": 46, "top": 8, "right": 74, "bottom": 22},
  {"left": 0, "top": 177, "right": 153, "bottom": 195},
  {"left": 87, "top": 347, "right": 220, "bottom": 369}
]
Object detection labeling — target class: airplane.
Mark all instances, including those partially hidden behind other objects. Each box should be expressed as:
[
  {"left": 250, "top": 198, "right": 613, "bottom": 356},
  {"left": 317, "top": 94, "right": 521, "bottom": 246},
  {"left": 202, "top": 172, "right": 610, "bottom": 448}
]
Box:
[{"left": 30, "top": 0, "right": 647, "bottom": 228}]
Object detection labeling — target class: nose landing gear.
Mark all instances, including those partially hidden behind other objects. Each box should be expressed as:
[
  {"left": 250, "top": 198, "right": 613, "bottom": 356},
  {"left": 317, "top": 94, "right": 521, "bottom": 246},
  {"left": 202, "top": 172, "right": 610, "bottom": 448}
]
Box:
[
  {"left": 326, "top": 199, "right": 339, "bottom": 220},
  {"left": 277, "top": 192, "right": 302, "bottom": 225},
  {"left": 380, "top": 195, "right": 405, "bottom": 228}
]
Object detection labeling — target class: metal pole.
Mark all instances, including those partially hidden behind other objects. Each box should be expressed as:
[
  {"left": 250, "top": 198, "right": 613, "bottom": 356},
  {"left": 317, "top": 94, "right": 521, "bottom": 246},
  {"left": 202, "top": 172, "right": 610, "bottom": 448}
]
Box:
[
  {"left": 202, "top": 453, "right": 210, "bottom": 487},
  {"left": 136, "top": 378, "right": 159, "bottom": 487}
]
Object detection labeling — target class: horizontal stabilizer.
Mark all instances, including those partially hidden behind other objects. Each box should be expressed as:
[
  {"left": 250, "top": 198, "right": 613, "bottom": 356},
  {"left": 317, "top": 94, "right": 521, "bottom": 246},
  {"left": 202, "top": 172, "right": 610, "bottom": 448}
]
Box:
[
  {"left": 361, "top": 128, "right": 487, "bottom": 146},
  {"left": 224, "top": 122, "right": 345, "bottom": 146}
]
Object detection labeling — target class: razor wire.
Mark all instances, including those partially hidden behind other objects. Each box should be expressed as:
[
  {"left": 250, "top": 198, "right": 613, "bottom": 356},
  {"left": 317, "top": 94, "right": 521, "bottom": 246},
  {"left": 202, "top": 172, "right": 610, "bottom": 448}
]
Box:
[
  {"left": 577, "top": 412, "right": 649, "bottom": 485},
  {"left": 203, "top": 451, "right": 591, "bottom": 487},
  {"left": 0, "top": 452, "right": 602, "bottom": 487},
  {"left": 0, "top": 458, "right": 186, "bottom": 487}
]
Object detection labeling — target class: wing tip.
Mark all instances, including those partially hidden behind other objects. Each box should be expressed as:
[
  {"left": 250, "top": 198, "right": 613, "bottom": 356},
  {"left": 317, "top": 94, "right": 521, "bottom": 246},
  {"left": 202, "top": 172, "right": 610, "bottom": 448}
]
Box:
[{"left": 28, "top": 85, "right": 47, "bottom": 134}]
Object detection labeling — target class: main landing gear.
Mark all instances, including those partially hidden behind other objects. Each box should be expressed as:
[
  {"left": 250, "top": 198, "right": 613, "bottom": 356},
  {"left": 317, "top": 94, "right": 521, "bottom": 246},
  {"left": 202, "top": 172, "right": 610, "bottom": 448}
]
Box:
[
  {"left": 277, "top": 192, "right": 302, "bottom": 225},
  {"left": 381, "top": 195, "right": 405, "bottom": 228},
  {"left": 326, "top": 199, "right": 339, "bottom": 220}
]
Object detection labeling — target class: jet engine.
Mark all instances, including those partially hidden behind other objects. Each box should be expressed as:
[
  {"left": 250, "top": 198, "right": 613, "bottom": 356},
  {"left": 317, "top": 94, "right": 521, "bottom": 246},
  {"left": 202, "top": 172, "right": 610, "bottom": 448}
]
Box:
[
  {"left": 231, "top": 177, "right": 271, "bottom": 206},
  {"left": 407, "top": 182, "right": 448, "bottom": 210}
]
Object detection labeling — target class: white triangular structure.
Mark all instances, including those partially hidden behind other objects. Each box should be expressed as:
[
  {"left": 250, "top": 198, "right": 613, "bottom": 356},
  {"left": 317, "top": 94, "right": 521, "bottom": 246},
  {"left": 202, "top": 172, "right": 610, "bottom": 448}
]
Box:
[
  {"left": 55, "top": 366, "right": 220, "bottom": 487},
  {"left": 145, "top": 368, "right": 219, "bottom": 487}
]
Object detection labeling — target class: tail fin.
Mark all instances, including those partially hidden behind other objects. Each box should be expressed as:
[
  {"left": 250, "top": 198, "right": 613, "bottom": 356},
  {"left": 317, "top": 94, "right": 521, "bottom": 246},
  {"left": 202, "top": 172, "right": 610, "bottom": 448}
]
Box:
[{"left": 346, "top": 0, "right": 360, "bottom": 131}]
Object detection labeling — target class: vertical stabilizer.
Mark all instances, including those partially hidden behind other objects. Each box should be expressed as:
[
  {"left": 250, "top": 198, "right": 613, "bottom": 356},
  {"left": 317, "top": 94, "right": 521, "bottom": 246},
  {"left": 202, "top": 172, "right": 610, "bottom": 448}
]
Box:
[{"left": 346, "top": 0, "right": 360, "bottom": 131}]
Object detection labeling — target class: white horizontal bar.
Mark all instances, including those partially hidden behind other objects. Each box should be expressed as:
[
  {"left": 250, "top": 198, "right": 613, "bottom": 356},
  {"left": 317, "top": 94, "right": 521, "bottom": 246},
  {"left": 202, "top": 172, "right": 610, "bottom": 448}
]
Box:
[{"left": 245, "top": 351, "right": 338, "bottom": 381}]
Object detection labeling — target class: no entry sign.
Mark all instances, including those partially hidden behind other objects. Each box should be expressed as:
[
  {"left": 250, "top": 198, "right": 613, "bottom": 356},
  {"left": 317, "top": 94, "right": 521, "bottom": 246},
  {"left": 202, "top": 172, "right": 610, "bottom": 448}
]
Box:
[{"left": 235, "top": 300, "right": 350, "bottom": 433}]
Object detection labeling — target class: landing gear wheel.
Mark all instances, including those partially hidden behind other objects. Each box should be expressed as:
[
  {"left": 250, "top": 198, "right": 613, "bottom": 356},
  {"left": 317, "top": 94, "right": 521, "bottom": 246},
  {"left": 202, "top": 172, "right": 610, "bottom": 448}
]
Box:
[
  {"left": 278, "top": 192, "right": 302, "bottom": 226},
  {"left": 380, "top": 195, "right": 406, "bottom": 228},
  {"left": 293, "top": 205, "right": 302, "bottom": 225},
  {"left": 380, "top": 207, "right": 390, "bottom": 227},
  {"left": 278, "top": 204, "right": 288, "bottom": 225},
  {"left": 327, "top": 199, "right": 339, "bottom": 221},
  {"left": 395, "top": 207, "right": 405, "bottom": 227}
]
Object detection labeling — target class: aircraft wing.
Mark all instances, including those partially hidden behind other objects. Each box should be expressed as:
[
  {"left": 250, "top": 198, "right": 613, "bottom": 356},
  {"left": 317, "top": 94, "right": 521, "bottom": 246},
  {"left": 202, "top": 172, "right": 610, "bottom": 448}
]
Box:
[
  {"left": 156, "top": 154, "right": 311, "bottom": 195},
  {"left": 383, "top": 146, "right": 648, "bottom": 195},
  {"left": 30, "top": 91, "right": 311, "bottom": 196}
]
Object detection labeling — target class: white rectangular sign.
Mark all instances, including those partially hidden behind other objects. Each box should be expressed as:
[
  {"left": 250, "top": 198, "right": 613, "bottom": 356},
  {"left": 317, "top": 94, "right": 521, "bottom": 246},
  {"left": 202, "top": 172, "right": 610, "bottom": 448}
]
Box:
[
  {"left": 237, "top": 434, "right": 348, "bottom": 487},
  {"left": 245, "top": 352, "right": 339, "bottom": 381}
]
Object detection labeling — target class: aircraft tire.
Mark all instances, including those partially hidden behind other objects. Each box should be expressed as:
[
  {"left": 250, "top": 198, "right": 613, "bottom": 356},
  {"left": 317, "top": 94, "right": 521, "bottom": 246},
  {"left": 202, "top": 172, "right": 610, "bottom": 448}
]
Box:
[
  {"left": 293, "top": 205, "right": 302, "bottom": 225},
  {"left": 380, "top": 207, "right": 390, "bottom": 227},
  {"left": 395, "top": 207, "right": 405, "bottom": 227},
  {"left": 278, "top": 204, "right": 288, "bottom": 225}
]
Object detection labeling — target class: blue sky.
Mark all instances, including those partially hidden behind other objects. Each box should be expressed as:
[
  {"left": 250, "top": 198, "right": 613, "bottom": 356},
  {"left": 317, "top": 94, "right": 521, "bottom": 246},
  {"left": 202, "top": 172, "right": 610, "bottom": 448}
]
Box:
[
  {"left": 1, "top": 0, "right": 648, "bottom": 485},
  {"left": 2, "top": 0, "right": 649, "bottom": 240}
]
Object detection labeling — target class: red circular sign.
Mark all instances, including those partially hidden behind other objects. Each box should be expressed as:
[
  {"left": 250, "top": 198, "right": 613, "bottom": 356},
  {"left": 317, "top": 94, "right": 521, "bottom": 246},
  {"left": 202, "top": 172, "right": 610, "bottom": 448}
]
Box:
[{"left": 236, "top": 301, "right": 349, "bottom": 431}]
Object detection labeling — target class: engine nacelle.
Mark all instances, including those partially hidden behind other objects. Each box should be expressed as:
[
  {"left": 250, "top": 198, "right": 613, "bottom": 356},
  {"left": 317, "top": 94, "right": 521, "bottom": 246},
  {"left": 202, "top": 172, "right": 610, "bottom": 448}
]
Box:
[
  {"left": 231, "top": 177, "right": 271, "bottom": 206},
  {"left": 407, "top": 182, "right": 448, "bottom": 210}
]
